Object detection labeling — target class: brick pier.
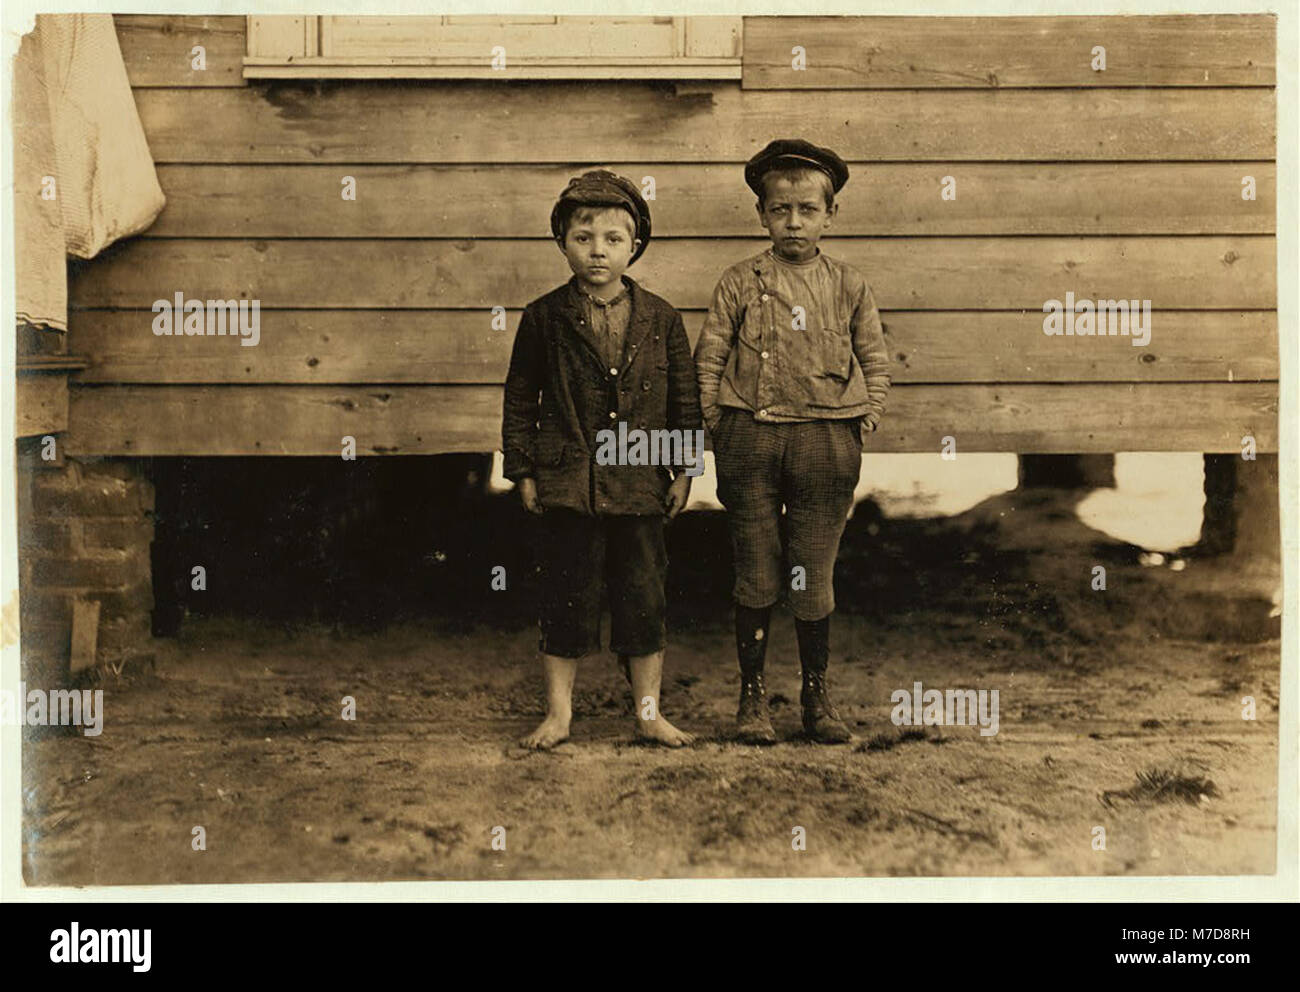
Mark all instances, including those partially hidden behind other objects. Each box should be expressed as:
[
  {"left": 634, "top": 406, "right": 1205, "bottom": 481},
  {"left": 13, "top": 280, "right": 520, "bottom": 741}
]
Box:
[{"left": 16, "top": 450, "right": 155, "bottom": 682}]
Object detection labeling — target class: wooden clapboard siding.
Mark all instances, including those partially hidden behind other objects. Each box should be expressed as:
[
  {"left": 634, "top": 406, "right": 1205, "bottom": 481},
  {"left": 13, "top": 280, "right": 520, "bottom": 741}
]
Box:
[
  {"left": 116, "top": 13, "right": 1278, "bottom": 91},
  {"left": 743, "top": 15, "right": 1275, "bottom": 89},
  {"left": 67, "top": 310, "right": 1277, "bottom": 386},
  {"left": 144, "top": 162, "right": 1276, "bottom": 237},
  {"left": 63, "top": 382, "right": 1277, "bottom": 456},
  {"left": 115, "top": 15, "right": 246, "bottom": 87},
  {"left": 54, "top": 14, "right": 1279, "bottom": 457},
  {"left": 131, "top": 85, "right": 1274, "bottom": 163},
  {"left": 68, "top": 236, "right": 1275, "bottom": 311},
  {"left": 17, "top": 374, "right": 69, "bottom": 437}
]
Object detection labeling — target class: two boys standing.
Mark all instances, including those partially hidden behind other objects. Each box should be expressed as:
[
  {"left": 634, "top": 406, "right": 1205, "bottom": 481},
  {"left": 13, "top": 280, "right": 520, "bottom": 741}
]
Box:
[{"left": 502, "top": 140, "right": 891, "bottom": 749}]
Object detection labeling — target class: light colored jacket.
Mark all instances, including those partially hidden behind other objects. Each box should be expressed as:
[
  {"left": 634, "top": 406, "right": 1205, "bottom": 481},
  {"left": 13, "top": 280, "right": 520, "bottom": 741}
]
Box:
[{"left": 693, "top": 249, "right": 890, "bottom": 433}]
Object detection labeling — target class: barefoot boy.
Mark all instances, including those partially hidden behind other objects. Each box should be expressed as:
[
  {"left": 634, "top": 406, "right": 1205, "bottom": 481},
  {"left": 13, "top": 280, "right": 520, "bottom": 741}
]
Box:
[
  {"left": 502, "top": 170, "right": 701, "bottom": 749},
  {"left": 694, "top": 140, "right": 891, "bottom": 744}
]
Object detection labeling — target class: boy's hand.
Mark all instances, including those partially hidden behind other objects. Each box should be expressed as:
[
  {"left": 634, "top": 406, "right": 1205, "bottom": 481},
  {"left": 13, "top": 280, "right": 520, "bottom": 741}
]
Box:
[
  {"left": 664, "top": 474, "right": 692, "bottom": 520},
  {"left": 518, "top": 477, "right": 543, "bottom": 515}
]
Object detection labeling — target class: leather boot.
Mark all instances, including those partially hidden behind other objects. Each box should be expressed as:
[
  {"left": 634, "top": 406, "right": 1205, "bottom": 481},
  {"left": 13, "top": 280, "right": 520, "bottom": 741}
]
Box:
[
  {"left": 737, "top": 671, "right": 777, "bottom": 744},
  {"left": 735, "top": 604, "right": 776, "bottom": 744},
  {"left": 800, "top": 669, "right": 852, "bottom": 744}
]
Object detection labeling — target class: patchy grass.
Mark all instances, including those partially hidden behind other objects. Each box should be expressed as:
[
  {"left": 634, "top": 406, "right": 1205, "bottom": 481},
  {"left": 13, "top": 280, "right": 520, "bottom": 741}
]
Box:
[
  {"left": 856, "top": 728, "right": 930, "bottom": 753},
  {"left": 1100, "top": 767, "right": 1221, "bottom": 809}
]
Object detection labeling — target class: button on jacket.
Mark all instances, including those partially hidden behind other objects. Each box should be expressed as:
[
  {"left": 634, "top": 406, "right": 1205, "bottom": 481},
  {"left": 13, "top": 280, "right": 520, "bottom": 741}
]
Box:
[
  {"left": 693, "top": 249, "right": 890, "bottom": 433},
  {"left": 573, "top": 280, "right": 631, "bottom": 370},
  {"left": 502, "top": 277, "right": 703, "bottom": 516}
]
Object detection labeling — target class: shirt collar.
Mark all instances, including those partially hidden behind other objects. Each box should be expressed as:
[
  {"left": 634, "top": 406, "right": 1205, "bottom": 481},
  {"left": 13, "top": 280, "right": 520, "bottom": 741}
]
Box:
[
  {"left": 570, "top": 275, "right": 630, "bottom": 308},
  {"left": 766, "top": 246, "right": 822, "bottom": 269}
]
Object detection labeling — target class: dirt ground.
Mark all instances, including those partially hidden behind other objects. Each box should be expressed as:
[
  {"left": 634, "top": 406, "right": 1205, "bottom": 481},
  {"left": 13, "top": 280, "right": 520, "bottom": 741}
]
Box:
[{"left": 21, "top": 489, "right": 1281, "bottom": 884}]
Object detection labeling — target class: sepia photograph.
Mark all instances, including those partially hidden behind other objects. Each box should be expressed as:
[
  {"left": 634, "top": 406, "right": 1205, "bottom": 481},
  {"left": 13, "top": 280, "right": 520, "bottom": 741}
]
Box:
[{"left": 2, "top": 1, "right": 1291, "bottom": 896}]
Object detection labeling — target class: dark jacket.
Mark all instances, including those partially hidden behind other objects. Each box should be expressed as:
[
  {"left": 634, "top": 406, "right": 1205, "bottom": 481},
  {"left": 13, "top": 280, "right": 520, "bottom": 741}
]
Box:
[{"left": 502, "top": 277, "right": 703, "bottom": 516}]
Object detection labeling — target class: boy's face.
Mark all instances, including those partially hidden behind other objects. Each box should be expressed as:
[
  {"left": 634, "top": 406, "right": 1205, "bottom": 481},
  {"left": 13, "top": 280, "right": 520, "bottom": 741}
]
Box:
[
  {"left": 559, "top": 206, "right": 641, "bottom": 296},
  {"left": 756, "top": 172, "right": 837, "bottom": 263}
]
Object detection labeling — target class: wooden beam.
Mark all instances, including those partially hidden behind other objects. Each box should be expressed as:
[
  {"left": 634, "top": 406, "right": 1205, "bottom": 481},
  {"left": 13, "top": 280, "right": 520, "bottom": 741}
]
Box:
[
  {"left": 67, "top": 310, "right": 1277, "bottom": 385},
  {"left": 242, "top": 61, "right": 742, "bottom": 81},
  {"left": 69, "top": 600, "right": 102, "bottom": 675},
  {"left": 1229, "top": 454, "right": 1280, "bottom": 561},
  {"left": 1198, "top": 453, "right": 1238, "bottom": 554},
  {"left": 144, "top": 162, "right": 1277, "bottom": 238},
  {"left": 743, "top": 15, "right": 1275, "bottom": 89},
  {"left": 63, "top": 382, "right": 1278, "bottom": 456},
  {"left": 69, "top": 236, "right": 1277, "bottom": 311},
  {"left": 1018, "top": 454, "right": 1115, "bottom": 489},
  {"left": 1195, "top": 453, "right": 1279, "bottom": 568},
  {"left": 18, "top": 357, "right": 89, "bottom": 373},
  {"left": 132, "top": 85, "right": 1274, "bottom": 163}
]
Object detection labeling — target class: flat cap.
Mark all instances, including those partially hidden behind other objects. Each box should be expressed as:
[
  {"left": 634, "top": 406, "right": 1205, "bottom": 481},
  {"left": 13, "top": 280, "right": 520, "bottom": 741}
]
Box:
[
  {"left": 744, "top": 139, "right": 849, "bottom": 197},
  {"left": 550, "top": 170, "right": 652, "bottom": 263}
]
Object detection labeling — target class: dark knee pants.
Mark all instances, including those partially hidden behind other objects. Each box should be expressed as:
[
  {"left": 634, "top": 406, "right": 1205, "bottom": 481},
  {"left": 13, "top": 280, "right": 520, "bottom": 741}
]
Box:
[
  {"left": 534, "top": 509, "right": 667, "bottom": 659},
  {"left": 712, "top": 409, "right": 862, "bottom": 620}
]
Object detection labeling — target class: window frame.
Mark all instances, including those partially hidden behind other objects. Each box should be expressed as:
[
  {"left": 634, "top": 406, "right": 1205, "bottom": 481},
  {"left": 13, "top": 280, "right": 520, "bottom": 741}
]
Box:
[{"left": 243, "top": 14, "right": 742, "bottom": 80}]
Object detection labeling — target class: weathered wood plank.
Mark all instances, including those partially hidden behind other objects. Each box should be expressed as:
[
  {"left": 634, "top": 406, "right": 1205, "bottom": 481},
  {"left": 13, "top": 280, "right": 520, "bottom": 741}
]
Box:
[
  {"left": 17, "top": 374, "right": 69, "bottom": 437},
  {"left": 145, "top": 162, "right": 1276, "bottom": 237},
  {"left": 62, "top": 382, "right": 1278, "bottom": 456},
  {"left": 67, "top": 310, "right": 1277, "bottom": 385},
  {"left": 880, "top": 311, "right": 1277, "bottom": 384},
  {"left": 132, "top": 85, "right": 1274, "bottom": 163},
  {"left": 115, "top": 15, "right": 246, "bottom": 87},
  {"left": 69, "top": 237, "right": 1276, "bottom": 310},
  {"left": 743, "top": 15, "right": 1275, "bottom": 89},
  {"left": 69, "top": 599, "right": 102, "bottom": 675}
]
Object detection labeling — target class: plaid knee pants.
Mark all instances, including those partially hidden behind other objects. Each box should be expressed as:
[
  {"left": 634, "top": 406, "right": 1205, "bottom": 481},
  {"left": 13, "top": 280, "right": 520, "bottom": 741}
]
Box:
[{"left": 712, "top": 409, "right": 863, "bottom": 620}]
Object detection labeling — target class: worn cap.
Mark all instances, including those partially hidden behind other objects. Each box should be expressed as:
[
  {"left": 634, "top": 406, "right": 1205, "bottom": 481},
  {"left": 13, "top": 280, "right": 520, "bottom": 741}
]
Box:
[
  {"left": 744, "top": 139, "right": 849, "bottom": 198},
  {"left": 550, "top": 170, "right": 652, "bottom": 263}
]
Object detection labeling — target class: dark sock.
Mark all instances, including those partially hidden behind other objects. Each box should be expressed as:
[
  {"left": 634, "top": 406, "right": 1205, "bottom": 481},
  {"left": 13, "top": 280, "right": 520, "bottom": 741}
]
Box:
[
  {"left": 735, "top": 604, "right": 772, "bottom": 679},
  {"left": 796, "top": 615, "right": 831, "bottom": 685}
]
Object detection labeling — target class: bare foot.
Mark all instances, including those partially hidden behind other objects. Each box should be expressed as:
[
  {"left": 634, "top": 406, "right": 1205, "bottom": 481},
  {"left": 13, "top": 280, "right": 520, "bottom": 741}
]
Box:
[
  {"left": 521, "top": 714, "right": 571, "bottom": 749},
  {"left": 635, "top": 715, "right": 695, "bottom": 748}
]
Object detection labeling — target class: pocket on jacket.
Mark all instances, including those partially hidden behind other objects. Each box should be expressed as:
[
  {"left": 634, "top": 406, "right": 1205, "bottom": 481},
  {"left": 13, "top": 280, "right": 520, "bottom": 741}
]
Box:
[
  {"left": 736, "top": 293, "right": 766, "bottom": 350},
  {"left": 821, "top": 329, "right": 854, "bottom": 381},
  {"left": 535, "top": 435, "right": 567, "bottom": 467}
]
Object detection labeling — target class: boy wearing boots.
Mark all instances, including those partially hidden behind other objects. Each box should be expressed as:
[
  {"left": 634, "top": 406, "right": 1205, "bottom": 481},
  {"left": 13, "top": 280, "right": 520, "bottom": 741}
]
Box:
[{"left": 694, "top": 139, "right": 891, "bottom": 743}]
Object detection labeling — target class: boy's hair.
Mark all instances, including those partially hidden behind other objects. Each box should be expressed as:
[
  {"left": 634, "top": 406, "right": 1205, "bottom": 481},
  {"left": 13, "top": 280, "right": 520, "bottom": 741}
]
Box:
[
  {"left": 755, "top": 166, "right": 835, "bottom": 210},
  {"left": 555, "top": 201, "right": 639, "bottom": 241}
]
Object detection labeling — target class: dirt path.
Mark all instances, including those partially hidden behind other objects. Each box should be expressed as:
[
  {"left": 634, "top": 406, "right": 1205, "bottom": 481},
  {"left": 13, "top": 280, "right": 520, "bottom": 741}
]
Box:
[{"left": 21, "top": 492, "right": 1280, "bottom": 883}]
